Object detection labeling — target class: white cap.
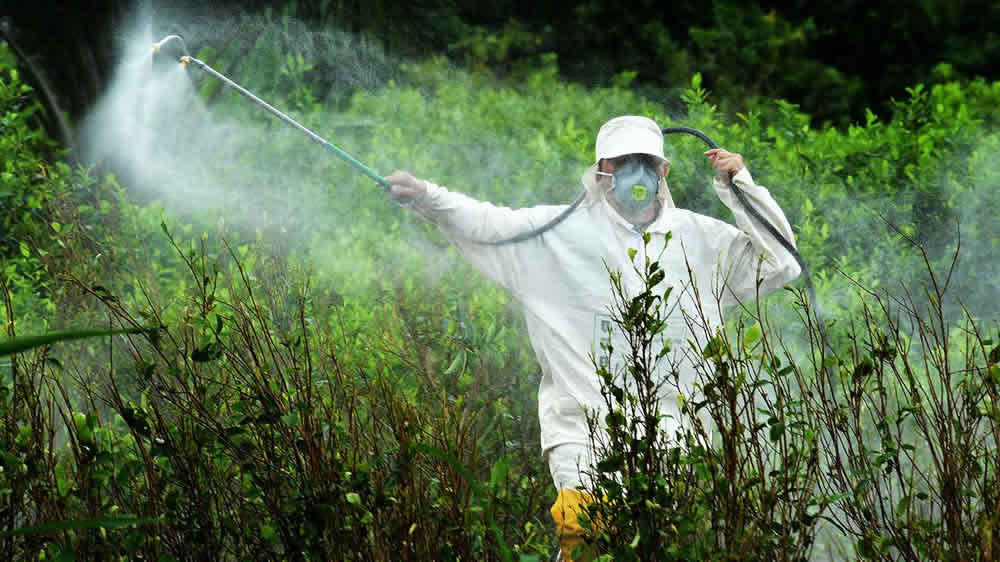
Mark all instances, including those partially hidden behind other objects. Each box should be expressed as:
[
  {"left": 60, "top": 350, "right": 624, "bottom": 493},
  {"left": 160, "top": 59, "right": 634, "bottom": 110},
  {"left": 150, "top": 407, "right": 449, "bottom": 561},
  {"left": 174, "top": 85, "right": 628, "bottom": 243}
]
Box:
[{"left": 595, "top": 115, "right": 666, "bottom": 163}]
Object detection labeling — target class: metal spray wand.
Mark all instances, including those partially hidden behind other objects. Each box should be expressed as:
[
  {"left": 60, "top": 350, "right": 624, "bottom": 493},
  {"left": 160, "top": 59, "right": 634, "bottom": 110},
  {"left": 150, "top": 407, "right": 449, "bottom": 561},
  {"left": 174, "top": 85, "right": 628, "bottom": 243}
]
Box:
[{"left": 151, "top": 34, "right": 392, "bottom": 190}]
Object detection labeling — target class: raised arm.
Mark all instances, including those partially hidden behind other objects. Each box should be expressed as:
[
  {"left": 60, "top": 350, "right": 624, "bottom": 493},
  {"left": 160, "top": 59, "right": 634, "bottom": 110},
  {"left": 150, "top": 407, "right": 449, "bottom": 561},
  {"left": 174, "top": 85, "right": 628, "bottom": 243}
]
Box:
[{"left": 703, "top": 151, "right": 801, "bottom": 307}]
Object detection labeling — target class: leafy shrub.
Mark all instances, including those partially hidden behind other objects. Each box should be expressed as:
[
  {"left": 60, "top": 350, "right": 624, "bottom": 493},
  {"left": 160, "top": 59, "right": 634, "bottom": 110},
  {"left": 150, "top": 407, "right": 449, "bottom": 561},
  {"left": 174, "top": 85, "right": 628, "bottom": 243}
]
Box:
[
  {"left": 2, "top": 220, "right": 556, "bottom": 560},
  {"left": 575, "top": 225, "right": 998, "bottom": 562},
  {"left": 800, "top": 242, "right": 1000, "bottom": 561},
  {"left": 0, "top": 44, "right": 61, "bottom": 260},
  {"left": 579, "top": 232, "right": 822, "bottom": 561}
]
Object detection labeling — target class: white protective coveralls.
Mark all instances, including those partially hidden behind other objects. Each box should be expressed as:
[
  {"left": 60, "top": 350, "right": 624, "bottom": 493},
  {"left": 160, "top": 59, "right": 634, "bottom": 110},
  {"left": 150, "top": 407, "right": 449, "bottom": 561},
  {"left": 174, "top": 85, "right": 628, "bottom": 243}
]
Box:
[{"left": 408, "top": 115, "right": 800, "bottom": 558}]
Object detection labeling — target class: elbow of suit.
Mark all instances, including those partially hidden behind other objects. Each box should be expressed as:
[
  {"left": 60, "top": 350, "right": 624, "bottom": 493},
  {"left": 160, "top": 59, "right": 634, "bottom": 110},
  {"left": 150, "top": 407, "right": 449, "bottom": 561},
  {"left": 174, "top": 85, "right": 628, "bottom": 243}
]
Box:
[
  {"left": 760, "top": 250, "right": 802, "bottom": 289},
  {"left": 774, "top": 247, "right": 802, "bottom": 280},
  {"left": 786, "top": 257, "right": 803, "bottom": 284}
]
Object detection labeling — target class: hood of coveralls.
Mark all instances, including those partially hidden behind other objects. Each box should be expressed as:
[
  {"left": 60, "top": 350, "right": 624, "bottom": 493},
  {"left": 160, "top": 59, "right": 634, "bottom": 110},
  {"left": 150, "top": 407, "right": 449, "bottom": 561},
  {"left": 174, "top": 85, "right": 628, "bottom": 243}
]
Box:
[{"left": 580, "top": 115, "right": 675, "bottom": 209}]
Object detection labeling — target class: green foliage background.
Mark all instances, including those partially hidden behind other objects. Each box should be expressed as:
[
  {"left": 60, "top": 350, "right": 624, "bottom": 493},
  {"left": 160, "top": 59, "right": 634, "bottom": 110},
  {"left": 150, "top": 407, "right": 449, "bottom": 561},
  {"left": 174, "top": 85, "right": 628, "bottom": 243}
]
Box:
[
  {"left": 5, "top": 0, "right": 1000, "bottom": 136},
  {"left": 2, "top": 5, "right": 1000, "bottom": 560}
]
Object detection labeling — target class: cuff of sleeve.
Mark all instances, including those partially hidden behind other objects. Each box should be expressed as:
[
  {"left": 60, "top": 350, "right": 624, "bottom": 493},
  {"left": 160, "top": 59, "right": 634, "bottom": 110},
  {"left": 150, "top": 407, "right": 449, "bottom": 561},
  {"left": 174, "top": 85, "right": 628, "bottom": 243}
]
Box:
[
  {"left": 413, "top": 180, "right": 441, "bottom": 209},
  {"left": 732, "top": 167, "right": 754, "bottom": 187},
  {"left": 713, "top": 167, "right": 755, "bottom": 190},
  {"left": 718, "top": 167, "right": 769, "bottom": 198}
]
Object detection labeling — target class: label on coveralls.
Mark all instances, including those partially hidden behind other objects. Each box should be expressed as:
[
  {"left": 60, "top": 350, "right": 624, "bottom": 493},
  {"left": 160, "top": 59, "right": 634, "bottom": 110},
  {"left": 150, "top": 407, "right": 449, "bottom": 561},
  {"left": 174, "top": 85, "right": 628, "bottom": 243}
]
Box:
[{"left": 594, "top": 313, "right": 628, "bottom": 376}]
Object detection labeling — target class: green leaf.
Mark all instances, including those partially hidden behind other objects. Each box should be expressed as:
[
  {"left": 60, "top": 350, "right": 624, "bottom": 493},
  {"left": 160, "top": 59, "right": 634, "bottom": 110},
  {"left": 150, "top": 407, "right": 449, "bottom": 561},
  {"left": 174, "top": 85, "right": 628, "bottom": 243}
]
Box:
[
  {"left": 648, "top": 269, "right": 665, "bottom": 287},
  {"left": 57, "top": 476, "right": 70, "bottom": 497},
  {"left": 489, "top": 455, "right": 510, "bottom": 491},
  {"left": 702, "top": 334, "right": 725, "bottom": 360},
  {"left": 596, "top": 455, "right": 623, "bottom": 473},
  {"left": 745, "top": 323, "right": 762, "bottom": 347},
  {"left": 769, "top": 422, "right": 785, "bottom": 442},
  {"left": 0, "top": 327, "right": 152, "bottom": 357},
  {"left": 346, "top": 492, "right": 362, "bottom": 506},
  {"left": 895, "top": 495, "right": 911, "bottom": 516},
  {"left": 260, "top": 524, "right": 276, "bottom": 541},
  {"left": 444, "top": 350, "right": 466, "bottom": 375}
]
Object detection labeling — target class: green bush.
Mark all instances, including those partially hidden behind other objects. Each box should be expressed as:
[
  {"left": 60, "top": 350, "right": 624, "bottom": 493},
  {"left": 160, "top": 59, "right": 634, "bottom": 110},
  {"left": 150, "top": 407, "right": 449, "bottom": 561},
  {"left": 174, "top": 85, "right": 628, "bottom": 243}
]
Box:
[
  {"left": 580, "top": 232, "right": 822, "bottom": 561},
  {"left": 0, "top": 44, "right": 60, "bottom": 259}
]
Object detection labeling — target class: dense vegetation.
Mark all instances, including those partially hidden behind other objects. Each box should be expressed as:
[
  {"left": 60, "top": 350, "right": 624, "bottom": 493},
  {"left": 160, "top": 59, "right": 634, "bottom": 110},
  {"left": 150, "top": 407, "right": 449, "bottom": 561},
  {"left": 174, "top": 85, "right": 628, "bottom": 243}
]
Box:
[
  {"left": 4, "top": 0, "right": 1000, "bottom": 136},
  {"left": 2, "top": 6, "right": 1000, "bottom": 560}
]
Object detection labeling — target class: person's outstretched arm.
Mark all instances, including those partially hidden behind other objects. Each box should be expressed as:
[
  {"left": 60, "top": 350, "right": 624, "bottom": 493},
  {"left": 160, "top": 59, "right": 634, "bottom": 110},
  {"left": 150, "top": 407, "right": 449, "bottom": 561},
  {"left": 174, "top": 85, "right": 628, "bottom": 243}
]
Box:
[{"left": 387, "top": 170, "right": 564, "bottom": 295}]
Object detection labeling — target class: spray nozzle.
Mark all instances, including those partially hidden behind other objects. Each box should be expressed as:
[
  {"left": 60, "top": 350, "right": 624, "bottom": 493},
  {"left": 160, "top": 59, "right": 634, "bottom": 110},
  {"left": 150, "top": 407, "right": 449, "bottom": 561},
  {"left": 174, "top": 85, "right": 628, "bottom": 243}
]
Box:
[{"left": 150, "top": 34, "right": 189, "bottom": 61}]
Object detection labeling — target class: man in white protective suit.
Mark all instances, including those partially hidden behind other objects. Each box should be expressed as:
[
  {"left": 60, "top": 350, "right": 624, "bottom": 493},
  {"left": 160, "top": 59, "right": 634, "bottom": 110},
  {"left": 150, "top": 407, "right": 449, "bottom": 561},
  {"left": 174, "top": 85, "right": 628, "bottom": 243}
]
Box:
[{"left": 386, "top": 115, "right": 801, "bottom": 561}]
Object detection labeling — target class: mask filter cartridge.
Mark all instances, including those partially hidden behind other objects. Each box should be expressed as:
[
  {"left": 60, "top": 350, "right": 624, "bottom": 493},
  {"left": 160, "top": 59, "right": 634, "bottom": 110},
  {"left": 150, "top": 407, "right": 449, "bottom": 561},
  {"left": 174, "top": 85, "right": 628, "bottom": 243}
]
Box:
[{"left": 599, "top": 159, "right": 660, "bottom": 214}]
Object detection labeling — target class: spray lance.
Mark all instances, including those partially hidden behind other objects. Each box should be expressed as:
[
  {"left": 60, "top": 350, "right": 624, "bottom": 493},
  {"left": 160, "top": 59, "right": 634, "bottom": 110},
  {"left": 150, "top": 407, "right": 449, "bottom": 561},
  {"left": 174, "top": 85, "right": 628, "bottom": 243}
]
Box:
[
  {"left": 151, "top": 35, "right": 831, "bottom": 364},
  {"left": 151, "top": 34, "right": 391, "bottom": 189}
]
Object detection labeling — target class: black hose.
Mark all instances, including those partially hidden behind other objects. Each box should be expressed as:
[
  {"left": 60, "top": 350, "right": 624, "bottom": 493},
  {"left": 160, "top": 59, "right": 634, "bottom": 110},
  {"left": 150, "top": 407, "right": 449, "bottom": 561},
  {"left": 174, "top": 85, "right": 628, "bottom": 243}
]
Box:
[
  {"left": 661, "top": 127, "right": 831, "bottom": 363},
  {"left": 661, "top": 127, "right": 808, "bottom": 278},
  {"left": 482, "top": 190, "right": 587, "bottom": 246}
]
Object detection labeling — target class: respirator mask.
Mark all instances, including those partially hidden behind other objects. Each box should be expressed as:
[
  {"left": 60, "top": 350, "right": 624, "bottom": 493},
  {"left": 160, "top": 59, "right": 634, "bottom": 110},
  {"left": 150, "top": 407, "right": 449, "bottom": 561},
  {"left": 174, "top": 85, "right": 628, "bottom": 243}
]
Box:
[{"left": 596, "top": 158, "right": 661, "bottom": 214}]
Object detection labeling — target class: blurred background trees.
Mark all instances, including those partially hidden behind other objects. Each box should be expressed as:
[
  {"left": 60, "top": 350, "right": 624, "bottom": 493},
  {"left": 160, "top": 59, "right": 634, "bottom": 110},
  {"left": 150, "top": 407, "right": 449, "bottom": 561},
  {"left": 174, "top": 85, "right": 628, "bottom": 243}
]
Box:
[{"left": 3, "top": 0, "right": 1000, "bottom": 142}]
